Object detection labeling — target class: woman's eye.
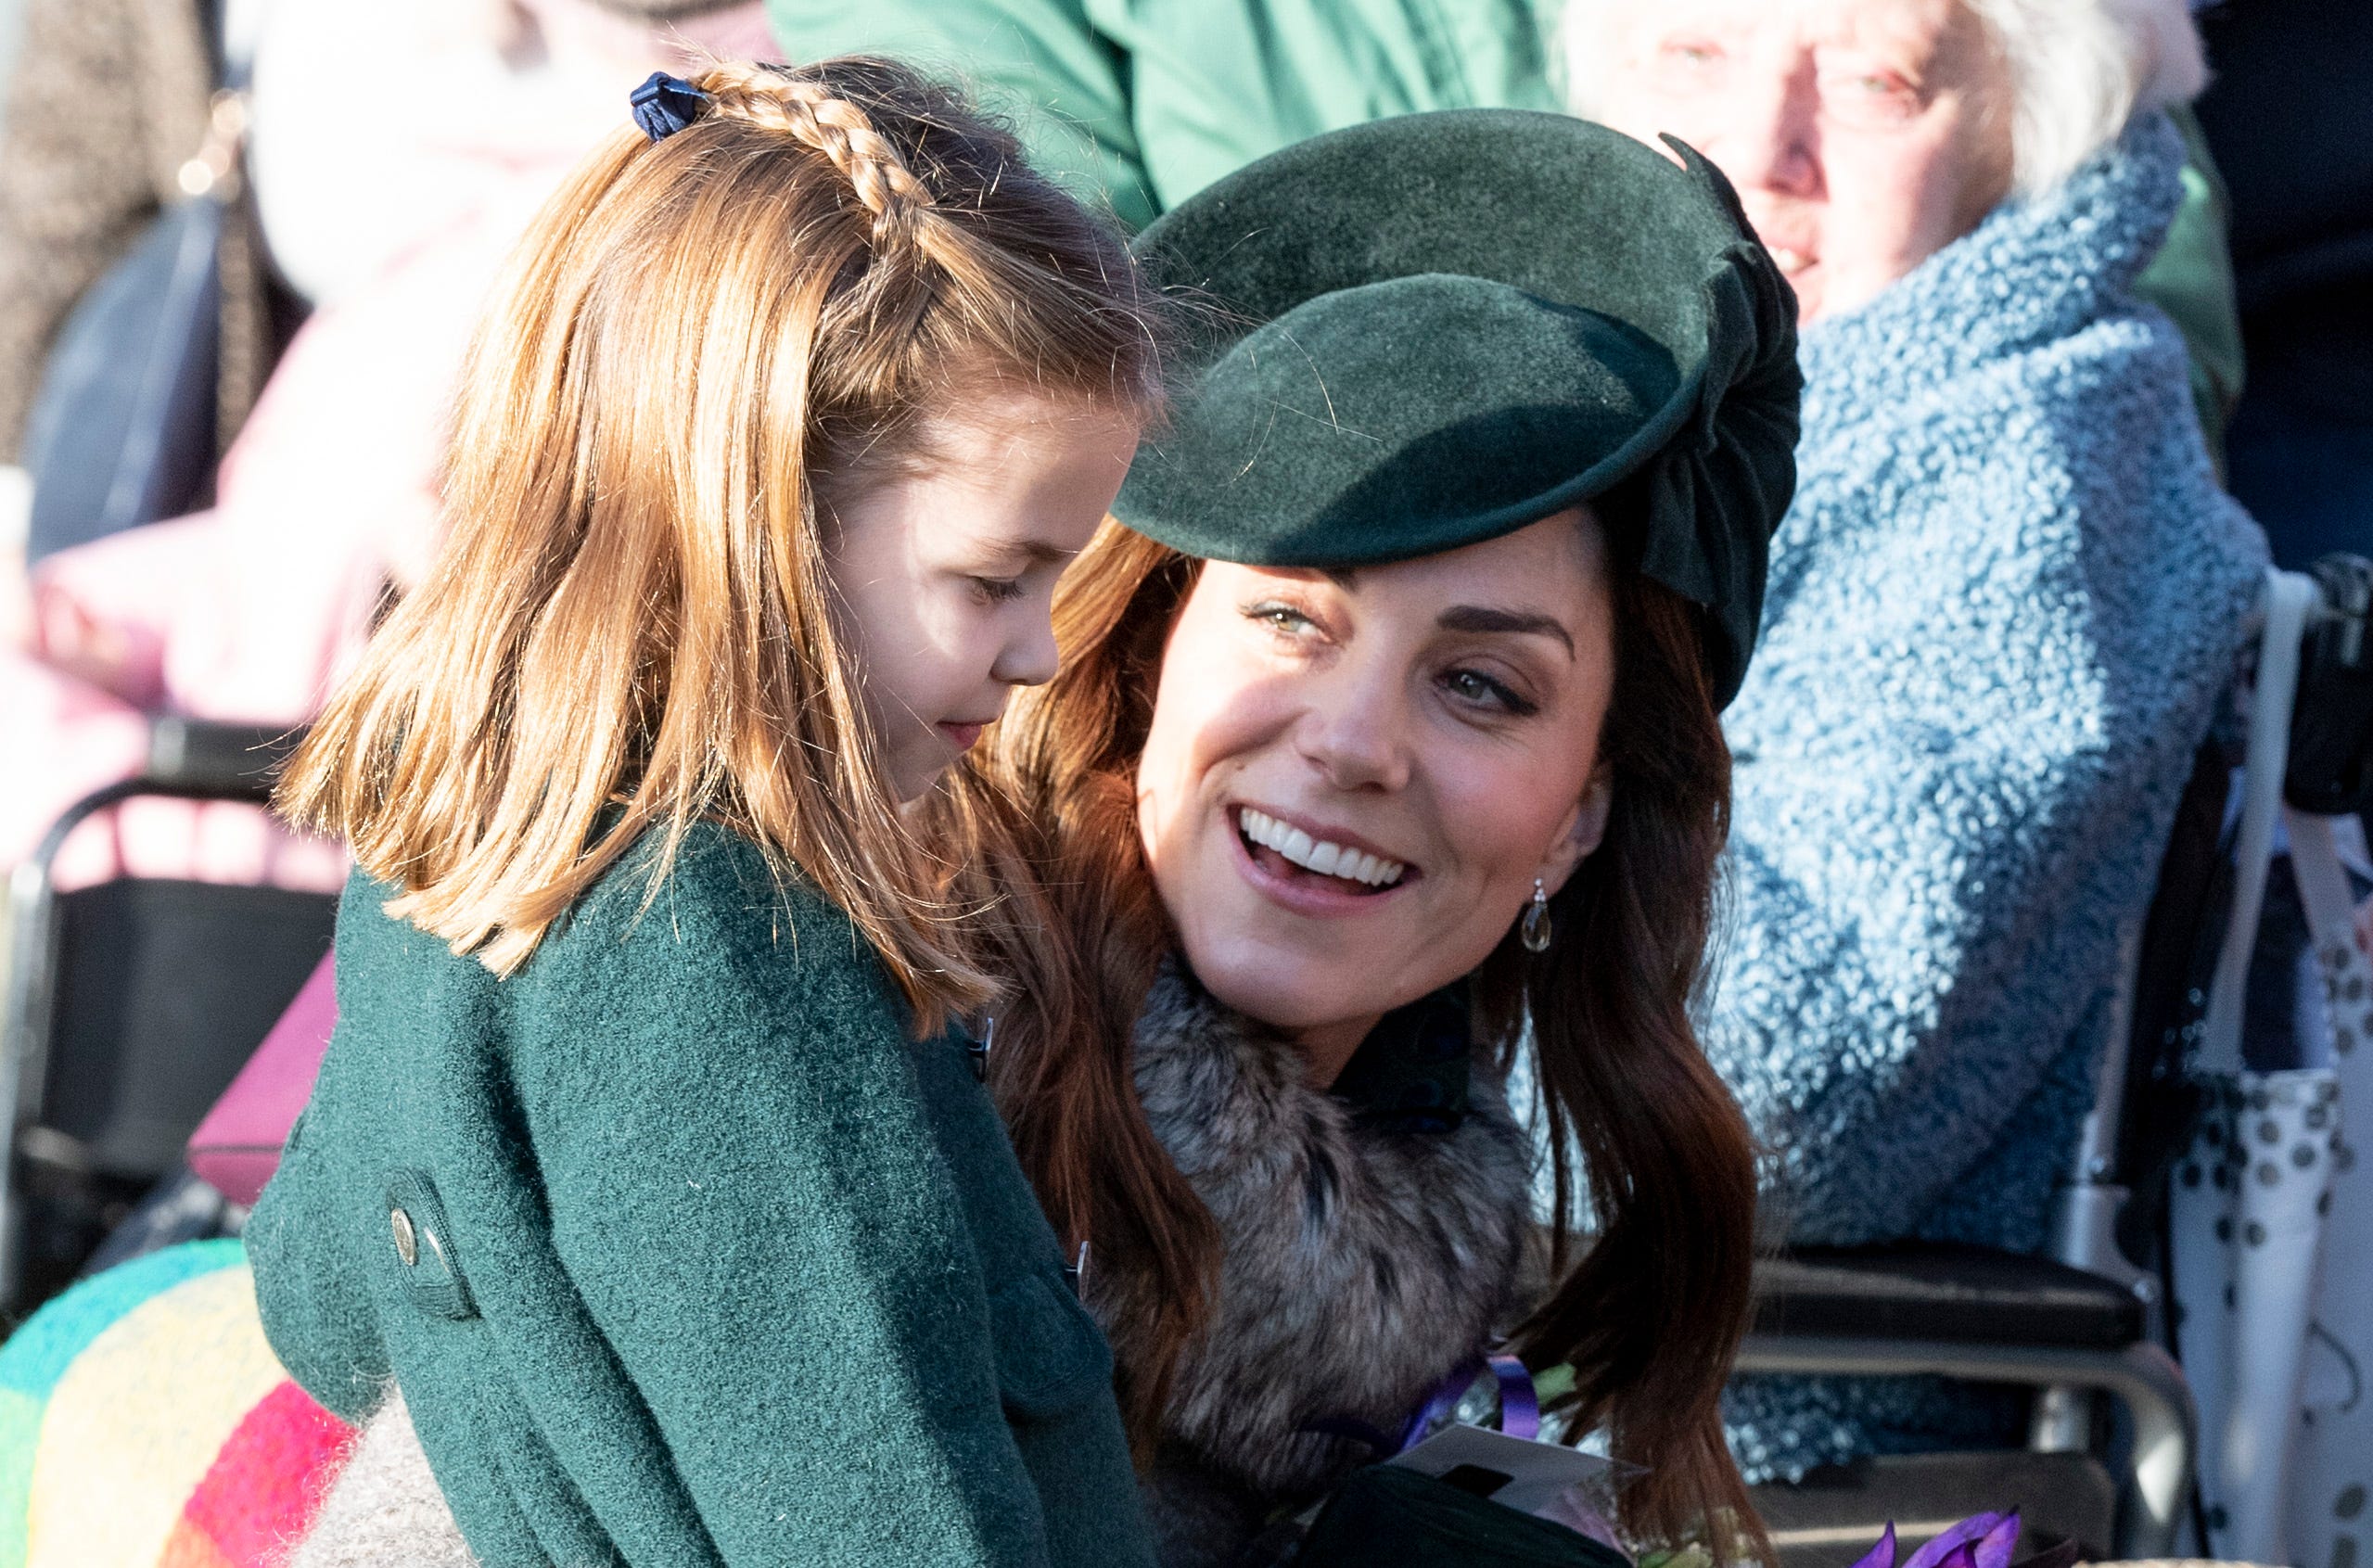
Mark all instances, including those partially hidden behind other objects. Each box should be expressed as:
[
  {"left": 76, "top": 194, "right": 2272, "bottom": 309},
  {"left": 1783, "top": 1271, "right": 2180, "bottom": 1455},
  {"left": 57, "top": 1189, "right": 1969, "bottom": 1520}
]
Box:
[
  {"left": 1244, "top": 600, "right": 1318, "bottom": 635},
  {"left": 1828, "top": 70, "right": 1920, "bottom": 121},
  {"left": 969, "top": 576, "right": 1027, "bottom": 606},
  {"left": 1660, "top": 39, "right": 1722, "bottom": 69},
  {"left": 1443, "top": 667, "right": 1537, "bottom": 717}
]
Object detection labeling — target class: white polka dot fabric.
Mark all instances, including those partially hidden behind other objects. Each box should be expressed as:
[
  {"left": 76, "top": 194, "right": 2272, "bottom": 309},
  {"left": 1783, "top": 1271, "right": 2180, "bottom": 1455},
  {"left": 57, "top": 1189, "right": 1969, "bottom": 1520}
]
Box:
[
  {"left": 2169, "top": 809, "right": 2373, "bottom": 1568},
  {"left": 2285, "top": 813, "right": 2373, "bottom": 1568}
]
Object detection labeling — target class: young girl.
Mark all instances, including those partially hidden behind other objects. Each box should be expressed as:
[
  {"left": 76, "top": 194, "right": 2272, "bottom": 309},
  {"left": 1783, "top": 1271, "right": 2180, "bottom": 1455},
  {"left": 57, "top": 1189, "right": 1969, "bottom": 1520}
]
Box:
[{"left": 247, "top": 57, "right": 1163, "bottom": 1567}]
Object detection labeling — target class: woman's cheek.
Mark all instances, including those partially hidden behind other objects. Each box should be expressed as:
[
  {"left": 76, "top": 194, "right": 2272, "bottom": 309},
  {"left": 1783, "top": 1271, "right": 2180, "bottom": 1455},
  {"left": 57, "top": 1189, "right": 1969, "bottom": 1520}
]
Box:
[{"left": 1445, "top": 736, "right": 1585, "bottom": 879}]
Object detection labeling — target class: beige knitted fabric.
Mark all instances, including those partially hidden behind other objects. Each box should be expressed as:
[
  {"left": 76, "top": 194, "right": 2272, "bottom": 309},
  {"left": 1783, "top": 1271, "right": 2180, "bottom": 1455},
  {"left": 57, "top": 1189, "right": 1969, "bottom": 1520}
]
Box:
[{"left": 282, "top": 1393, "right": 478, "bottom": 1568}]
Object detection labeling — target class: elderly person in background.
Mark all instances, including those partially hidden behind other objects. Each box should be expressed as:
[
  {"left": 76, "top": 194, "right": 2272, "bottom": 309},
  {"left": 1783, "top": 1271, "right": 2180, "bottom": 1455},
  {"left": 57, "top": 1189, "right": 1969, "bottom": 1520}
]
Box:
[
  {"left": 761, "top": 0, "right": 2243, "bottom": 453},
  {"left": 1563, "top": 0, "right": 2268, "bottom": 1477}
]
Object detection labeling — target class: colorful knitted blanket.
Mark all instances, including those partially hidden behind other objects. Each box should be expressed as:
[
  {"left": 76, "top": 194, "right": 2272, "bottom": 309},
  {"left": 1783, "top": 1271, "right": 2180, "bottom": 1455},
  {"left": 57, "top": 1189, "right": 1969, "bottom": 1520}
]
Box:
[{"left": 0, "top": 1242, "right": 353, "bottom": 1568}]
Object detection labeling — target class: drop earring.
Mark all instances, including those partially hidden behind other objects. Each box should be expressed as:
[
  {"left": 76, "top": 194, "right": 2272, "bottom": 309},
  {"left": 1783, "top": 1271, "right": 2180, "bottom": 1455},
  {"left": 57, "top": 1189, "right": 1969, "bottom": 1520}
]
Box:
[{"left": 1521, "top": 877, "right": 1553, "bottom": 953}]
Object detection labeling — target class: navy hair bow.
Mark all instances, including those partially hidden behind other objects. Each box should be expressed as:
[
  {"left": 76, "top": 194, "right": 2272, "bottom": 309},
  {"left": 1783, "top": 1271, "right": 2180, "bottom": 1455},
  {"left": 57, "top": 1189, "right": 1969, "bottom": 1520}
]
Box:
[{"left": 630, "top": 71, "right": 708, "bottom": 142}]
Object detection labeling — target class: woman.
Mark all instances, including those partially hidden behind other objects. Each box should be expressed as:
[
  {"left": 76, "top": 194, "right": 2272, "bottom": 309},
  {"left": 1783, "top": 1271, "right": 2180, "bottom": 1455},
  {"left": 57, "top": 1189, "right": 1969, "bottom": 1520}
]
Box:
[
  {"left": 1562, "top": 0, "right": 2270, "bottom": 1478},
  {"left": 954, "top": 108, "right": 1800, "bottom": 1565}
]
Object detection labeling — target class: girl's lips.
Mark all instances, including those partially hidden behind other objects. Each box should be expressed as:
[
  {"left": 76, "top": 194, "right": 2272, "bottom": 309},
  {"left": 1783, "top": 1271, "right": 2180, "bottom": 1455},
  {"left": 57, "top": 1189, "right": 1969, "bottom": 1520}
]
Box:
[
  {"left": 938, "top": 722, "right": 985, "bottom": 752},
  {"left": 1227, "top": 808, "right": 1416, "bottom": 918}
]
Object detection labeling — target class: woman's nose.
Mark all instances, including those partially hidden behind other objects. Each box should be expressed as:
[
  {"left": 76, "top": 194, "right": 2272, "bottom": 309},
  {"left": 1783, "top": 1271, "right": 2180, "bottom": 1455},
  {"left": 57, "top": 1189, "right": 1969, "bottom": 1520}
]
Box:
[
  {"left": 1293, "top": 671, "right": 1411, "bottom": 793},
  {"left": 1725, "top": 57, "right": 1823, "bottom": 199}
]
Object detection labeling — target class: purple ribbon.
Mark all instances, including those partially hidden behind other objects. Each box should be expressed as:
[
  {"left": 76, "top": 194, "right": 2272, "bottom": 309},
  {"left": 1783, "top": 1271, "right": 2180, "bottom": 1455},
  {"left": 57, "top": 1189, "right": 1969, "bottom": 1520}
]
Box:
[
  {"left": 1398, "top": 1353, "right": 1539, "bottom": 1447},
  {"left": 1488, "top": 1353, "right": 1540, "bottom": 1441},
  {"left": 1306, "top": 1352, "right": 1542, "bottom": 1457}
]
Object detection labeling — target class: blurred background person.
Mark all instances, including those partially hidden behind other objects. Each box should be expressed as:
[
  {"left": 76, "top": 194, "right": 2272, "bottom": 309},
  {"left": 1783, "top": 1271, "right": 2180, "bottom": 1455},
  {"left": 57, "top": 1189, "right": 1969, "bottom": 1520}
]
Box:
[
  {"left": 762, "top": 0, "right": 2242, "bottom": 453},
  {"left": 769, "top": 0, "right": 1557, "bottom": 234},
  {"left": 0, "top": 0, "right": 773, "bottom": 899},
  {"left": 0, "top": 0, "right": 264, "bottom": 482},
  {"left": 1562, "top": 0, "right": 2268, "bottom": 1479}
]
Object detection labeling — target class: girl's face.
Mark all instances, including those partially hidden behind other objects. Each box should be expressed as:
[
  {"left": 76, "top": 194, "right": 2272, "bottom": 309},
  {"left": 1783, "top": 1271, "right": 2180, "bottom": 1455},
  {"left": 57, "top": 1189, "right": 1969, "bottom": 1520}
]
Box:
[
  {"left": 830, "top": 392, "right": 1140, "bottom": 800},
  {"left": 1135, "top": 509, "right": 1618, "bottom": 1082}
]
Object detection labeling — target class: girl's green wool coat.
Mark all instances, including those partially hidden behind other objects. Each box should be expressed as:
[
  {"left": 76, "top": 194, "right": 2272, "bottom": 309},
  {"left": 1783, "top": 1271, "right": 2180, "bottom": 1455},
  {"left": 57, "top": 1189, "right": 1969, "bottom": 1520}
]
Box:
[{"left": 247, "top": 823, "right": 1155, "bottom": 1568}]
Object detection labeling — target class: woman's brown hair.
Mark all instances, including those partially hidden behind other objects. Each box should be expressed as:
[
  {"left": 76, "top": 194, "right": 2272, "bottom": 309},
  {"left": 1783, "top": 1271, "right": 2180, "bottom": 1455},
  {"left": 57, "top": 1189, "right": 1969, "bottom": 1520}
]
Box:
[
  {"left": 960, "top": 516, "right": 1767, "bottom": 1559},
  {"left": 278, "top": 57, "right": 1162, "bottom": 1020}
]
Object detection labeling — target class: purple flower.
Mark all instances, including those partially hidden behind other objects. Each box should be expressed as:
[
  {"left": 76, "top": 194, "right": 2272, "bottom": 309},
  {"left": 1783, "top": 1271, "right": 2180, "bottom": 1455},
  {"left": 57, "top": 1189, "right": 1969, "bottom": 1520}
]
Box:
[
  {"left": 1850, "top": 1513, "right": 2024, "bottom": 1568},
  {"left": 1848, "top": 1522, "right": 1901, "bottom": 1568}
]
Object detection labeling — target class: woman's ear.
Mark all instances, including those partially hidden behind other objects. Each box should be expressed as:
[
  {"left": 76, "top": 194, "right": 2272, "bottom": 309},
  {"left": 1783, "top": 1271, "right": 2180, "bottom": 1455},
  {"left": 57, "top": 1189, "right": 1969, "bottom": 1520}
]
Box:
[{"left": 1539, "top": 765, "right": 1615, "bottom": 897}]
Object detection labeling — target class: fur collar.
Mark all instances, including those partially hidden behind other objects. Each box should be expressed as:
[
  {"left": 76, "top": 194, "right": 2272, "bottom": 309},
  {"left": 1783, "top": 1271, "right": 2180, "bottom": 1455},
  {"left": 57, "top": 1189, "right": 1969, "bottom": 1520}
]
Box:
[{"left": 1092, "top": 961, "right": 1535, "bottom": 1504}]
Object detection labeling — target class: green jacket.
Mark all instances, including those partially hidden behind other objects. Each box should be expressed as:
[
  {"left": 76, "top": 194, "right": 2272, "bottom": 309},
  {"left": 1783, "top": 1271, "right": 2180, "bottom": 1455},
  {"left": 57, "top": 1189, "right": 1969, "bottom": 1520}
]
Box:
[
  {"left": 767, "top": 0, "right": 1557, "bottom": 232},
  {"left": 248, "top": 827, "right": 1154, "bottom": 1568},
  {"left": 766, "top": 0, "right": 2240, "bottom": 452}
]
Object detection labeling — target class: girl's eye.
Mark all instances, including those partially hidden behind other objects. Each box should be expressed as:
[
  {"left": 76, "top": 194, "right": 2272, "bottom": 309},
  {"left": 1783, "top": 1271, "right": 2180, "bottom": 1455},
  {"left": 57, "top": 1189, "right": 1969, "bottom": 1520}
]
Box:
[
  {"left": 970, "top": 576, "right": 1027, "bottom": 606},
  {"left": 1443, "top": 667, "right": 1537, "bottom": 717}
]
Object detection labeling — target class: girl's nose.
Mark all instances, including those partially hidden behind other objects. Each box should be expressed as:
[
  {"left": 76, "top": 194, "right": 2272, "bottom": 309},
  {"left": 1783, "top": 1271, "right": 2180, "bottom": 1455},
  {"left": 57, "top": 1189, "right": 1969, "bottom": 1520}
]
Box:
[{"left": 993, "top": 611, "right": 1062, "bottom": 689}]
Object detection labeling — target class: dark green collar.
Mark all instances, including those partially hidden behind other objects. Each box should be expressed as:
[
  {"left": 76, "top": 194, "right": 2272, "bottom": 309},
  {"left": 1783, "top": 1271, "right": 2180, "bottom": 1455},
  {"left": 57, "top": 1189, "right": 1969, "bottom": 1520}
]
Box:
[{"left": 1328, "top": 986, "right": 1474, "bottom": 1135}]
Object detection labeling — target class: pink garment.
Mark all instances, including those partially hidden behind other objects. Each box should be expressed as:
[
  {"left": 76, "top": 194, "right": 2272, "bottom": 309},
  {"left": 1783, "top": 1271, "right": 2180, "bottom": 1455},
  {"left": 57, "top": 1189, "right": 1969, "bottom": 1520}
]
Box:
[{"left": 188, "top": 950, "right": 336, "bottom": 1205}]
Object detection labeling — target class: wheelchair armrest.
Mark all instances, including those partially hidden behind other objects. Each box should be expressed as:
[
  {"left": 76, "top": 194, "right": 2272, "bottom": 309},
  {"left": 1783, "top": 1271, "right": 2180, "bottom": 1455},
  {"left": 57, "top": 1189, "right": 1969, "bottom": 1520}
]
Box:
[
  {"left": 14, "top": 720, "right": 307, "bottom": 889},
  {"left": 1750, "top": 1243, "right": 2146, "bottom": 1350},
  {"left": 144, "top": 718, "right": 304, "bottom": 797}
]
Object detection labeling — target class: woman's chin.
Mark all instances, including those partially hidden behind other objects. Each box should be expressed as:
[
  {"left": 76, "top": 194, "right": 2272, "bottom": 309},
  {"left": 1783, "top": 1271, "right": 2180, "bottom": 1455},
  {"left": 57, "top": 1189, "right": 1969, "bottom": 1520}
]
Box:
[
  {"left": 1190, "top": 962, "right": 1374, "bottom": 1039},
  {"left": 1182, "top": 920, "right": 1471, "bottom": 1040}
]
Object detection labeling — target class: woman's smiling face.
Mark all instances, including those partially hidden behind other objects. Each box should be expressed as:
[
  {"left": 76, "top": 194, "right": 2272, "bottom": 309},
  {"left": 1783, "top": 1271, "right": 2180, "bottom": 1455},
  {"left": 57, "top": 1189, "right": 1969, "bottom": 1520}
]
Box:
[{"left": 1135, "top": 508, "right": 1618, "bottom": 1079}]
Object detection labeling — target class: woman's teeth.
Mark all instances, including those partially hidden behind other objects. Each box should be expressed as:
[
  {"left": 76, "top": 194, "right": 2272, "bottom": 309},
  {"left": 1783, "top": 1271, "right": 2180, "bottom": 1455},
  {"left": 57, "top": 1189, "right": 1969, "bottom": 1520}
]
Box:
[{"left": 1238, "top": 809, "right": 1406, "bottom": 888}]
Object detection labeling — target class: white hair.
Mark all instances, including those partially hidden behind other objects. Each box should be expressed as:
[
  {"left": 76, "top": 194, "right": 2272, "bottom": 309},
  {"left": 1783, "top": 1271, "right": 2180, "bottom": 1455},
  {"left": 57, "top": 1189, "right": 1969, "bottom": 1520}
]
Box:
[{"left": 1561, "top": 0, "right": 2208, "bottom": 198}]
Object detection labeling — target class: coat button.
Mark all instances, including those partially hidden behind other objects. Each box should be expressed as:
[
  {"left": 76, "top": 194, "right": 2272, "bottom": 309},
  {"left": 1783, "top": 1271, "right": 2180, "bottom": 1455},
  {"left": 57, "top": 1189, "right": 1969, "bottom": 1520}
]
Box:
[{"left": 381, "top": 1168, "right": 478, "bottom": 1321}]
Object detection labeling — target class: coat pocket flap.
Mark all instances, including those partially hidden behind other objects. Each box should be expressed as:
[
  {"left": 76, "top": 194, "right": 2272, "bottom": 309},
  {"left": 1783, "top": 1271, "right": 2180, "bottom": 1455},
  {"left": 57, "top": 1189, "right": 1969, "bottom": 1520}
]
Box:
[{"left": 988, "top": 1268, "right": 1114, "bottom": 1422}]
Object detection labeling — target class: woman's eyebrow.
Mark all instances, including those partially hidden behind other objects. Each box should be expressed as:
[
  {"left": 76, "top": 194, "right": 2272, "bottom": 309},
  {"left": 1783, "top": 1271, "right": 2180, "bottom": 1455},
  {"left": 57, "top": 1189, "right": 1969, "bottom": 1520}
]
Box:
[{"left": 1437, "top": 605, "right": 1576, "bottom": 657}]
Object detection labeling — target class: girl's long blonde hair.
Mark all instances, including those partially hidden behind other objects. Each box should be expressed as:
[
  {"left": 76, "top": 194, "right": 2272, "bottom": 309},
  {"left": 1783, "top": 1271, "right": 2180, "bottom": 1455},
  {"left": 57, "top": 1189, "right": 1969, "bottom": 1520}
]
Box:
[{"left": 279, "top": 57, "right": 1163, "bottom": 1026}]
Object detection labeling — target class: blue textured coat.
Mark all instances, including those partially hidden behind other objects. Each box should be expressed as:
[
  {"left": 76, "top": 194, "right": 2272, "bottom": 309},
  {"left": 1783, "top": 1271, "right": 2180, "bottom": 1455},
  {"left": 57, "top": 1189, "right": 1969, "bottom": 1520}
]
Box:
[{"left": 1703, "top": 114, "right": 2267, "bottom": 1477}]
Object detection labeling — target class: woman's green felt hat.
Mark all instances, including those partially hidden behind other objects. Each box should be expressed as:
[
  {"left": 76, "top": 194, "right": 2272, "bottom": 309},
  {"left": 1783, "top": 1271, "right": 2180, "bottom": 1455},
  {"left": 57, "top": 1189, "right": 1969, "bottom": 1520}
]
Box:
[{"left": 1115, "top": 109, "right": 1802, "bottom": 709}]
